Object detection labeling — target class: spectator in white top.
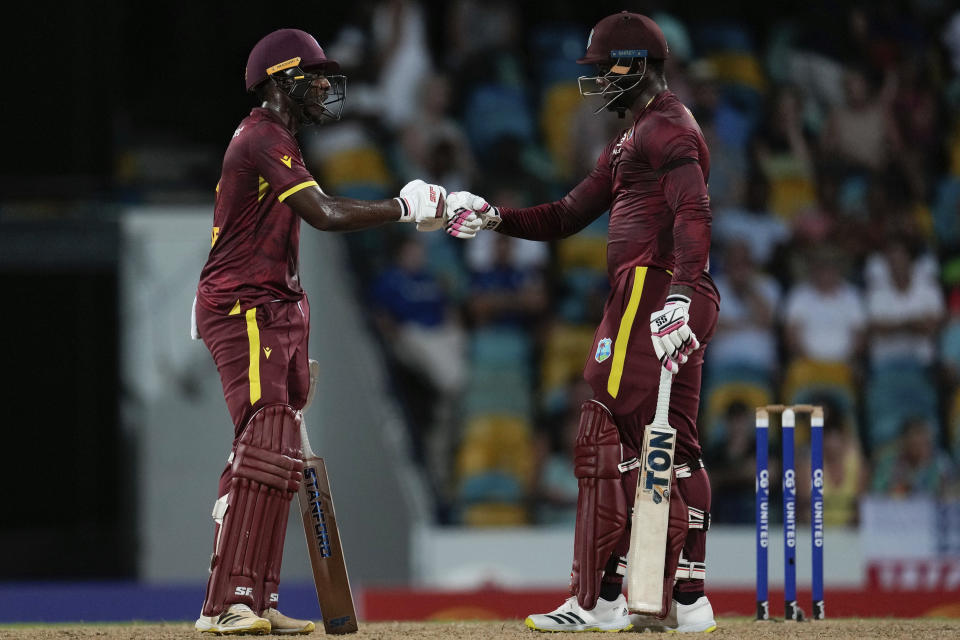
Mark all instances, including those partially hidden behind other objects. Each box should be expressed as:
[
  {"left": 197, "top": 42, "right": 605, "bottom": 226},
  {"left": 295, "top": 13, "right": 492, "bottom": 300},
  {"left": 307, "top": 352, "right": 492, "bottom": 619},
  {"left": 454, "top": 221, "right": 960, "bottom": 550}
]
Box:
[
  {"left": 710, "top": 240, "right": 782, "bottom": 375},
  {"left": 784, "top": 246, "right": 866, "bottom": 362},
  {"left": 865, "top": 240, "right": 944, "bottom": 369},
  {"left": 712, "top": 175, "right": 790, "bottom": 269}
]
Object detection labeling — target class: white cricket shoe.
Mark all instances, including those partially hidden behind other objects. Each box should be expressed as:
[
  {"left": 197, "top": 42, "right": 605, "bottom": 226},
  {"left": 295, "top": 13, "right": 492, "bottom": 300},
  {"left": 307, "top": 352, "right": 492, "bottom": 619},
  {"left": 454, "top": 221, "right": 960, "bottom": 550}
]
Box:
[
  {"left": 260, "top": 608, "right": 316, "bottom": 635},
  {"left": 630, "top": 597, "right": 716, "bottom": 633},
  {"left": 629, "top": 600, "right": 677, "bottom": 632},
  {"left": 195, "top": 603, "right": 271, "bottom": 635},
  {"left": 674, "top": 596, "right": 717, "bottom": 632},
  {"left": 525, "top": 594, "right": 633, "bottom": 632}
]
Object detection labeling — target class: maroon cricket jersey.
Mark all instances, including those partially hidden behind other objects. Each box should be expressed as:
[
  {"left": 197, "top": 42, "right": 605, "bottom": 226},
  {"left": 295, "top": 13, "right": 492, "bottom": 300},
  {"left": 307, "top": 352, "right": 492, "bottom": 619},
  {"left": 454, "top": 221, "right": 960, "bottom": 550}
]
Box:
[
  {"left": 497, "top": 91, "right": 712, "bottom": 289},
  {"left": 197, "top": 108, "right": 319, "bottom": 315}
]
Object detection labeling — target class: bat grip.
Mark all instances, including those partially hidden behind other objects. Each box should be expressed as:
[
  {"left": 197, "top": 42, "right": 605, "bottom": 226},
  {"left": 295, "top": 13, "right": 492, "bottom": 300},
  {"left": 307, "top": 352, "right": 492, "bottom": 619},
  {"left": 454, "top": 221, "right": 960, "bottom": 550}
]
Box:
[{"left": 652, "top": 366, "right": 673, "bottom": 428}]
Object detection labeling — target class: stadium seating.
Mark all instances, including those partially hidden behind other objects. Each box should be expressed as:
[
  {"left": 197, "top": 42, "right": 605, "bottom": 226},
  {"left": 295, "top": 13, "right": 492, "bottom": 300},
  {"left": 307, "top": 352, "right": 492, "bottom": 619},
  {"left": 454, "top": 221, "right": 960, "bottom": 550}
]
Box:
[
  {"left": 864, "top": 361, "right": 939, "bottom": 451},
  {"left": 463, "top": 84, "right": 535, "bottom": 157},
  {"left": 455, "top": 414, "right": 535, "bottom": 525}
]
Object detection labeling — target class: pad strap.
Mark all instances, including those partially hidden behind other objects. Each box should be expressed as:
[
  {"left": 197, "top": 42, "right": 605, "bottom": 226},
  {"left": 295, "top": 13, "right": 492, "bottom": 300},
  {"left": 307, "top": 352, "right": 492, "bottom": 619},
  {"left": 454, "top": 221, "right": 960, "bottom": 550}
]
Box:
[
  {"left": 687, "top": 505, "right": 709, "bottom": 530},
  {"left": 676, "top": 552, "right": 707, "bottom": 580},
  {"left": 675, "top": 458, "right": 704, "bottom": 479}
]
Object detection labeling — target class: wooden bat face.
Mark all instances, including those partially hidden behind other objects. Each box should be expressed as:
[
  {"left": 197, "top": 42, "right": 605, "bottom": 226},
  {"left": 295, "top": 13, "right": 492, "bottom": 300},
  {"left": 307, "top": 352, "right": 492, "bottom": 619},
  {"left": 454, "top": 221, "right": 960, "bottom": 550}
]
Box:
[{"left": 298, "top": 458, "right": 358, "bottom": 634}]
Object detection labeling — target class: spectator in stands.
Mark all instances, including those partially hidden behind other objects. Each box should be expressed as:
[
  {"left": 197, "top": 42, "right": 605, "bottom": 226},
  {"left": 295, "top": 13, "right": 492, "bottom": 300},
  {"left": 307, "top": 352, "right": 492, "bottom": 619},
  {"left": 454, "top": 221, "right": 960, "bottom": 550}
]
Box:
[
  {"left": 872, "top": 416, "right": 956, "bottom": 496},
  {"left": 532, "top": 378, "right": 592, "bottom": 525},
  {"left": 396, "top": 73, "right": 477, "bottom": 193},
  {"left": 784, "top": 245, "right": 866, "bottom": 364},
  {"left": 705, "top": 401, "right": 761, "bottom": 524},
  {"left": 750, "top": 84, "right": 817, "bottom": 221},
  {"left": 688, "top": 59, "right": 750, "bottom": 211},
  {"left": 865, "top": 238, "right": 945, "bottom": 370},
  {"left": 371, "top": 0, "right": 433, "bottom": 131},
  {"left": 370, "top": 234, "right": 467, "bottom": 489},
  {"left": 819, "top": 65, "right": 901, "bottom": 176},
  {"left": 467, "top": 232, "right": 547, "bottom": 330},
  {"left": 891, "top": 55, "right": 946, "bottom": 199},
  {"left": 711, "top": 174, "right": 789, "bottom": 270},
  {"left": 820, "top": 398, "right": 869, "bottom": 526},
  {"left": 709, "top": 239, "right": 782, "bottom": 378}
]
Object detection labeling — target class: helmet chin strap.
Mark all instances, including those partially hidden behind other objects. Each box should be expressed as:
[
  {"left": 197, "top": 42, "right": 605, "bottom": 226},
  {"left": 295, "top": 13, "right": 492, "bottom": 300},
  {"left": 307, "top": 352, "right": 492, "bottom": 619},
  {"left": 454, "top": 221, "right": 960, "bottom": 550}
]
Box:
[{"left": 593, "top": 57, "right": 647, "bottom": 117}]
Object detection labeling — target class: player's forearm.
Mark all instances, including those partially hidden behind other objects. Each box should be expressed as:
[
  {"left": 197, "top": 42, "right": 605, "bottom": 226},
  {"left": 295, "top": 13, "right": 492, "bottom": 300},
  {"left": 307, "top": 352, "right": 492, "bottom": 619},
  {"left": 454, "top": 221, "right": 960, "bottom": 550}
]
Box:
[
  {"left": 306, "top": 197, "right": 402, "bottom": 231},
  {"left": 287, "top": 188, "right": 401, "bottom": 231},
  {"left": 497, "top": 200, "right": 593, "bottom": 240},
  {"left": 496, "top": 169, "right": 612, "bottom": 240}
]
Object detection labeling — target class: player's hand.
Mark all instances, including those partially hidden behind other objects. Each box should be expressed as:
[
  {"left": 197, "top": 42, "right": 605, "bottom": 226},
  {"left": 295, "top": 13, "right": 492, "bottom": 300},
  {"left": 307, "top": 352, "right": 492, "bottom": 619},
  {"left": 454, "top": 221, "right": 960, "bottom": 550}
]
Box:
[
  {"left": 397, "top": 179, "right": 447, "bottom": 231},
  {"left": 650, "top": 295, "right": 700, "bottom": 373},
  {"left": 445, "top": 191, "right": 501, "bottom": 238}
]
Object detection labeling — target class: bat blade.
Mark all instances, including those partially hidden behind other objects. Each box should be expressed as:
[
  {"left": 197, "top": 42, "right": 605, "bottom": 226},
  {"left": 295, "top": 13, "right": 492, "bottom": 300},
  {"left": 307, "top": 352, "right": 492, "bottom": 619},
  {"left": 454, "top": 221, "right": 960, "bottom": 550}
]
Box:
[
  {"left": 298, "top": 456, "right": 358, "bottom": 634},
  {"left": 626, "top": 367, "right": 676, "bottom": 615}
]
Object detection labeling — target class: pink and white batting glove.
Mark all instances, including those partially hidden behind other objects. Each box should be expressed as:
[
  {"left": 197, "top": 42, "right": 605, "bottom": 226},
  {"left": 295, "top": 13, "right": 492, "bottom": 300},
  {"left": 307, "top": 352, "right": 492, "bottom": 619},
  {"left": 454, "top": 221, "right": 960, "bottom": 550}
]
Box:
[
  {"left": 445, "top": 191, "right": 500, "bottom": 238},
  {"left": 397, "top": 179, "right": 447, "bottom": 231},
  {"left": 650, "top": 294, "right": 700, "bottom": 373}
]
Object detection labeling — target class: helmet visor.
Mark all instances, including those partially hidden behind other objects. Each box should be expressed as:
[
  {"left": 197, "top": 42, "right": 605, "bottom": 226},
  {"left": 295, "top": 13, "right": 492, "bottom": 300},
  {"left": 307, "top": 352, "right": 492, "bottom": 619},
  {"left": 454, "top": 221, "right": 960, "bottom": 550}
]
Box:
[
  {"left": 274, "top": 67, "right": 348, "bottom": 124},
  {"left": 577, "top": 57, "right": 647, "bottom": 114}
]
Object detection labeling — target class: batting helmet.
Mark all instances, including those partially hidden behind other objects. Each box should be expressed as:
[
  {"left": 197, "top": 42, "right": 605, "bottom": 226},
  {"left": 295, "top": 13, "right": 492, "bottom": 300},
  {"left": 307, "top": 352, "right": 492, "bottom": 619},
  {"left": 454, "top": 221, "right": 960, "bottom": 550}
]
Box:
[
  {"left": 245, "top": 28, "right": 341, "bottom": 92},
  {"left": 577, "top": 12, "right": 669, "bottom": 66}
]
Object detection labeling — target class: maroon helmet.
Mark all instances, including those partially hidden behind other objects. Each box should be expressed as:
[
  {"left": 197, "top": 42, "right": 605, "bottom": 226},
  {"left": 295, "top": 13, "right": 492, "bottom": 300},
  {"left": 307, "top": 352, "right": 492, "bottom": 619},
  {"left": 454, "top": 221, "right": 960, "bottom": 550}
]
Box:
[
  {"left": 577, "top": 11, "right": 668, "bottom": 66},
  {"left": 576, "top": 12, "right": 668, "bottom": 116},
  {"left": 244, "top": 28, "right": 346, "bottom": 124},
  {"left": 245, "top": 28, "right": 340, "bottom": 91}
]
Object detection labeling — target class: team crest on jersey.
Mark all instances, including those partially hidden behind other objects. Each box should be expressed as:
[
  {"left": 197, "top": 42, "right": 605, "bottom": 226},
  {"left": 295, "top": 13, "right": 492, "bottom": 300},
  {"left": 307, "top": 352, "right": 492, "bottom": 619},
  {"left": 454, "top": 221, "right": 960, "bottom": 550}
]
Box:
[{"left": 595, "top": 337, "right": 612, "bottom": 363}]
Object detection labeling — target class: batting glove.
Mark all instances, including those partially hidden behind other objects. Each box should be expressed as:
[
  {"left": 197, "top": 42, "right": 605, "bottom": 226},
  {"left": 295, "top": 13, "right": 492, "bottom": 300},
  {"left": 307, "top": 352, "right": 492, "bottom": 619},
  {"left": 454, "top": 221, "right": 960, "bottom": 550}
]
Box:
[
  {"left": 445, "top": 191, "right": 501, "bottom": 239},
  {"left": 397, "top": 179, "right": 447, "bottom": 231},
  {"left": 650, "top": 294, "right": 700, "bottom": 373}
]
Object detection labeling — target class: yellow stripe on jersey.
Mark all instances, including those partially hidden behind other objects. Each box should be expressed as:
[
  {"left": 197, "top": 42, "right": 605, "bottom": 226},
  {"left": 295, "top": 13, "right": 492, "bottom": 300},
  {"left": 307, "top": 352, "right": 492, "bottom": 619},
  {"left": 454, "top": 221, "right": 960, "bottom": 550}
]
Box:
[
  {"left": 211, "top": 226, "right": 221, "bottom": 248},
  {"left": 245, "top": 308, "right": 262, "bottom": 405},
  {"left": 258, "top": 176, "right": 270, "bottom": 202},
  {"left": 607, "top": 266, "right": 648, "bottom": 399},
  {"left": 229, "top": 300, "right": 241, "bottom": 315},
  {"left": 278, "top": 180, "right": 318, "bottom": 202}
]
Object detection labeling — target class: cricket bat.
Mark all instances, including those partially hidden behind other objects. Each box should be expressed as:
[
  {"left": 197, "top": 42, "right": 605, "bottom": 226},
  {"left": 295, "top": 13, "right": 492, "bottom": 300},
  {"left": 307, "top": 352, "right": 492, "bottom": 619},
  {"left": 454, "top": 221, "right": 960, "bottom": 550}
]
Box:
[
  {"left": 626, "top": 366, "right": 677, "bottom": 615},
  {"left": 298, "top": 359, "right": 359, "bottom": 634}
]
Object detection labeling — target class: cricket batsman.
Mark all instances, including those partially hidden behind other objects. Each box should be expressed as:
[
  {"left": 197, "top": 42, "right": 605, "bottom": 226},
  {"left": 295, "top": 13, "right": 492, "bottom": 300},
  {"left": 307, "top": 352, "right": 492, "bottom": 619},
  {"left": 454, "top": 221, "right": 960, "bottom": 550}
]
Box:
[
  {"left": 446, "top": 12, "right": 720, "bottom": 633},
  {"left": 191, "top": 28, "right": 448, "bottom": 634}
]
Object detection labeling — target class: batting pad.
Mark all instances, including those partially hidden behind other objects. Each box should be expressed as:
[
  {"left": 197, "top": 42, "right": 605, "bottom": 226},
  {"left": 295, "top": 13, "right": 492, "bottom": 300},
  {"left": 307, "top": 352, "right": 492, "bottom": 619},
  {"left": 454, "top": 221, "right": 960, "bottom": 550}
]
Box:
[
  {"left": 202, "top": 404, "right": 304, "bottom": 617},
  {"left": 571, "top": 399, "right": 630, "bottom": 611}
]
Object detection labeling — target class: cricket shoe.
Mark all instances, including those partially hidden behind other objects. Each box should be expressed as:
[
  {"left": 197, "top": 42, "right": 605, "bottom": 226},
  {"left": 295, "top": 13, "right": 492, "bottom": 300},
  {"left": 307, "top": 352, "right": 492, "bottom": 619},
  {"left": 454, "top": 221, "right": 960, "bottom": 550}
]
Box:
[
  {"left": 195, "top": 603, "right": 271, "bottom": 635},
  {"left": 525, "top": 594, "right": 633, "bottom": 632},
  {"left": 260, "top": 608, "right": 316, "bottom": 635},
  {"left": 630, "top": 597, "right": 716, "bottom": 633},
  {"left": 628, "top": 600, "right": 676, "bottom": 632}
]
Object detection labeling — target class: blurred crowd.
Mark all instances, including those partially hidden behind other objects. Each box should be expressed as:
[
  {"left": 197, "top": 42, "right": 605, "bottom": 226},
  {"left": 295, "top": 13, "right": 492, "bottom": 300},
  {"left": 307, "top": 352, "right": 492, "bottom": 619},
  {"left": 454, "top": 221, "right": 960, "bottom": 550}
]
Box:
[{"left": 293, "top": 1, "right": 960, "bottom": 526}]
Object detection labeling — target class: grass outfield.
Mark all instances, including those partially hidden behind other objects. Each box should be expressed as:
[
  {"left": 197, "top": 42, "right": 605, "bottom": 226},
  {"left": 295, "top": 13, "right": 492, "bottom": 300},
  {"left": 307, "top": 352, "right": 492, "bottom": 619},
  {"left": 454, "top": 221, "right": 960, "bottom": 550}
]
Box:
[{"left": 2, "top": 619, "right": 960, "bottom": 638}]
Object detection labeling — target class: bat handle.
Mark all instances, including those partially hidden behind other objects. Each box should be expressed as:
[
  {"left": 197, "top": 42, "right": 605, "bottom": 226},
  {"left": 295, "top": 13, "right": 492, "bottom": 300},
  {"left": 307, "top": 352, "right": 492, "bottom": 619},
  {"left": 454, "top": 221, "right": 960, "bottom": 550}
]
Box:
[
  {"left": 652, "top": 366, "right": 673, "bottom": 428},
  {"left": 300, "top": 417, "right": 316, "bottom": 459},
  {"left": 299, "top": 359, "right": 320, "bottom": 459}
]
